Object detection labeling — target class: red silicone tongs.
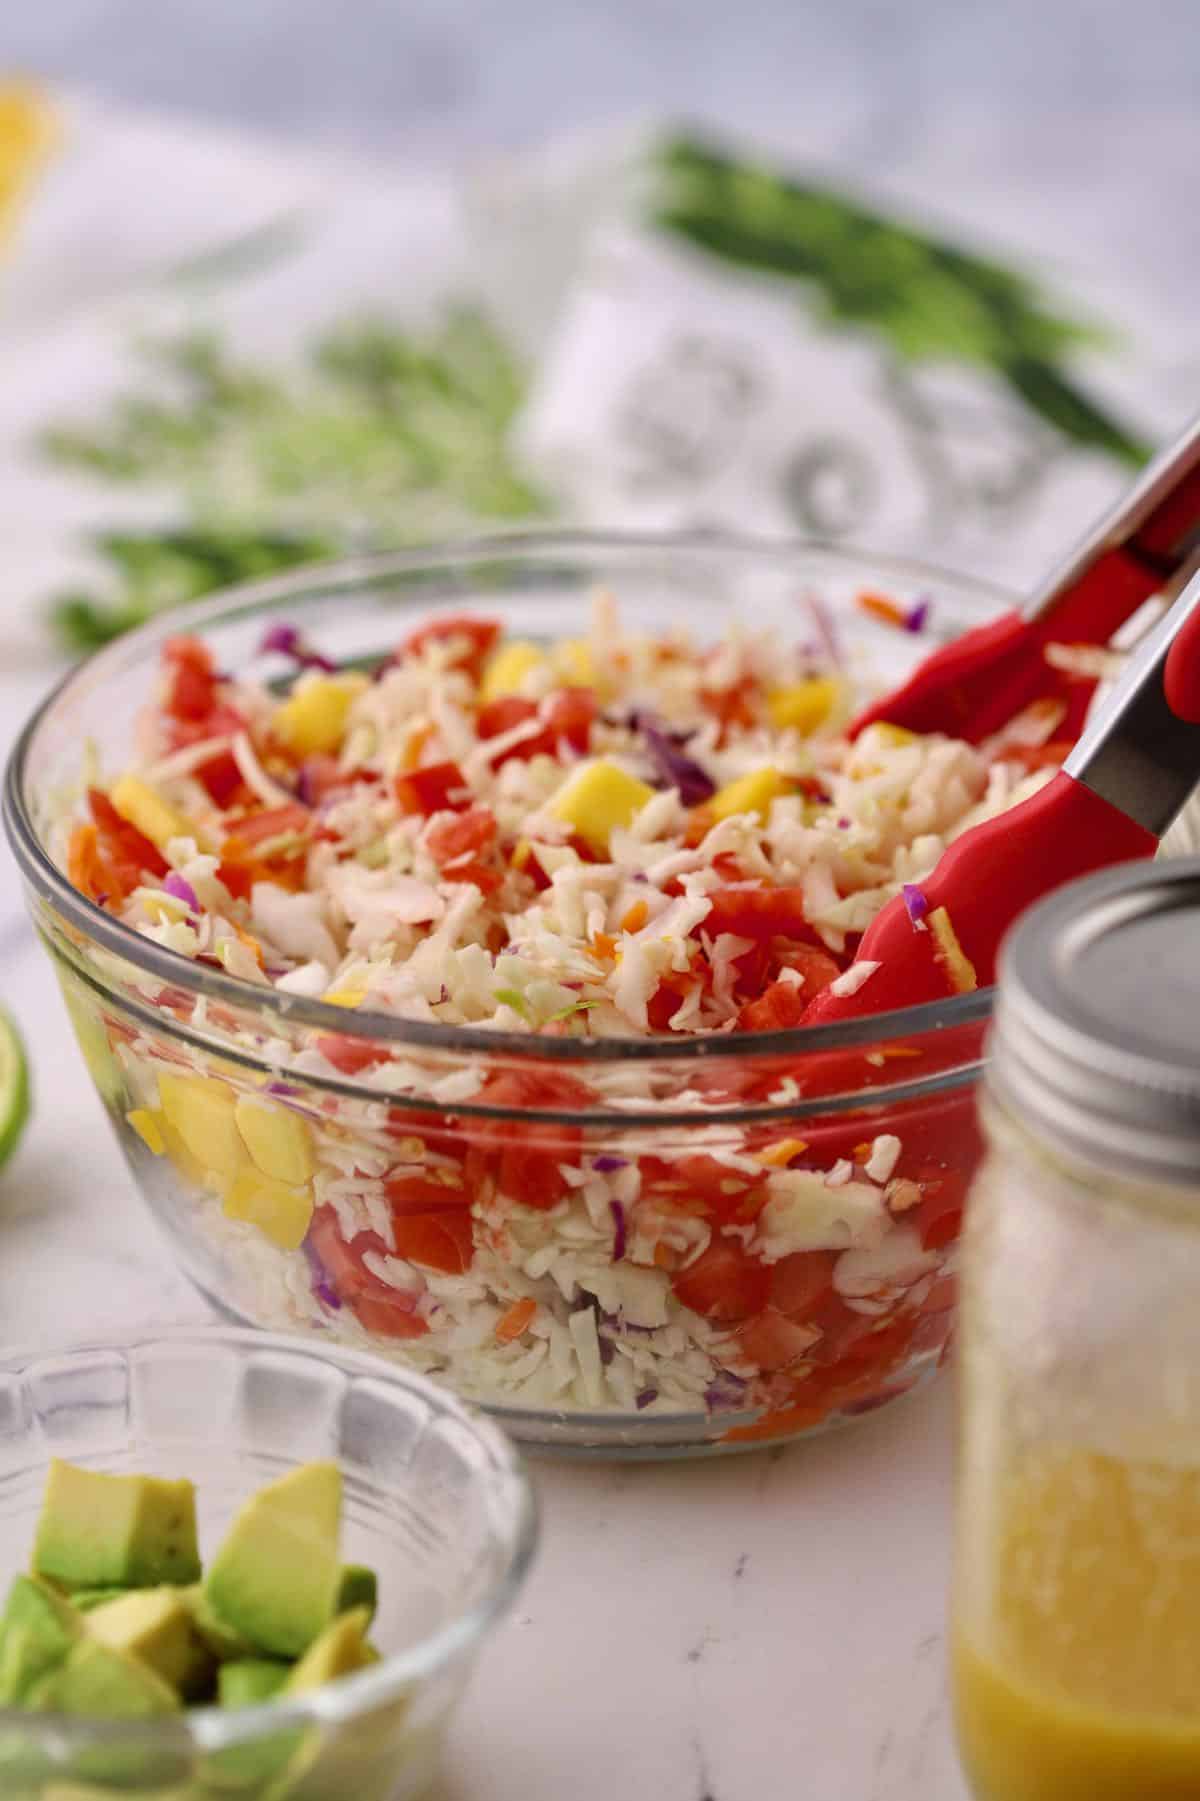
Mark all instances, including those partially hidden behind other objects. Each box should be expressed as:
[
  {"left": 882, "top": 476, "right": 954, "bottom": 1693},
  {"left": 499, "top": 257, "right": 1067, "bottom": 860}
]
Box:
[
  {"left": 804, "top": 567, "right": 1200, "bottom": 1025},
  {"left": 849, "top": 410, "right": 1200, "bottom": 742}
]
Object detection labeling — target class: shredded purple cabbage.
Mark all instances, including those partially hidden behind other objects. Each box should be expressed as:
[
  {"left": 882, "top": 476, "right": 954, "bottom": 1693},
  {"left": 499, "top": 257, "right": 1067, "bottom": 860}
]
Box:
[
  {"left": 259, "top": 623, "right": 337, "bottom": 673},
  {"left": 632, "top": 711, "right": 715, "bottom": 806},
  {"left": 593, "top": 1154, "right": 628, "bottom": 1173},
  {"left": 804, "top": 591, "right": 844, "bottom": 669},
  {"left": 303, "top": 1241, "right": 342, "bottom": 1311},
  {"left": 266, "top": 1080, "right": 301, "bottom": 1098},
  {"left": 704, "top": 1372, "right": 749, "bottom": 1412},
  {"left": 162, "top": 871, "right": 198, "bottom": 911},
  {"left": 905, "top": 596, "right": 932, "bottom": 634},
  {"left": 597, "top": 1335, "right": 615, "bottom": 1366},
  {"left": 902, "top": 883, "right": 929, "bottom": 925},
  {"left": 610, "top": 1199, "right": 627, "bottom": 1262},
  {"left": 635, "top": 1388, "right": 658, "bottom": 1410}
]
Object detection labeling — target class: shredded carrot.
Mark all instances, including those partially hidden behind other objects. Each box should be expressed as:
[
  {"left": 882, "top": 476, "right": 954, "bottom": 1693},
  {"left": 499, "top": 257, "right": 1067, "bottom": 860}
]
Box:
[
  {"left": 232, "top": 922, "right": 265, "bottom": 970},
  {"left": 755, "top": 1137, "right": 809, "bottom": 1167},
  {"left": 67, "top": 822, "right": 99, "bottom": 895},
  {"left": 402, "top": 722, "right": 435, "bottom": 771},
  {"left": 857, "top": 591, "right": 909, "bottom": 629},
  {"left": 928, "top": 906, "right": 978, "bottom": 994},
  {"left": 879, "top": 1044, "right": 923, "bottom": 1061},
  {"left": 852, "top": 1142, "right": 872, "bottom": 1161},
  {"left": 592, "top": 930, "right": 617, "bottom": 960},
  {"left": 621, "top": 899, "right": 649, "bottom": 933},
  {"left": 495, "top": 1297, "right": 537, "bottom": 1344},
  {"left": 653, "top": 1243, "right": 674, "bottom": 1270}
]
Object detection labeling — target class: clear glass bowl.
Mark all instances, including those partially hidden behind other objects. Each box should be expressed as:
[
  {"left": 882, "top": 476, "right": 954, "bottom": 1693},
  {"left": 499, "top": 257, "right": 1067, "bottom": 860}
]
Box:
[
  {"left": 0, "top": 1327, "right": 536, "bottom": 1798},
  {"left": 5, "top": 532, "right": 1003, "bottom": 1457}
]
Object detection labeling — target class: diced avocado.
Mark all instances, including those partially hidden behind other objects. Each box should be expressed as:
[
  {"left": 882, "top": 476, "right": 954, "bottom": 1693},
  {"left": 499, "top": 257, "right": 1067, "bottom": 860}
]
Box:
[
  {"left": 709, "top": 766, "right": 788, "bottom": 823},
  {"left": 218, "top": 1657, "right": 292, "bottom": 1709},
  {"left": 27, "top": 1637, "right": 180, "bottom": 1718},
  {"left": 205, "top": 1463, "right": 342, "bottom": 1659},
  {"left": 71, "top": 1588, "right": 129, "bottom": 1613},
  {"left": 33, "top": 1460, "right": 201, "bottom": 1591},
  {"left": 335, "top": 1565, "right": 377, "bottom": 1626},
  {"left": 0, "top": 1575, "right": 82, "bottom": 1703},
  {"left": 550, "top": 760, "right": 655, "bottom": 852},
  {"left": 180, "top": 1584, "right": 255, "bottom": 1663},
  {"left": 86, "top": 1588, "right": 212, "bottom": 1699},
  {"left": 285, "top": 1608, "right": 374, "bottom": 1695}
]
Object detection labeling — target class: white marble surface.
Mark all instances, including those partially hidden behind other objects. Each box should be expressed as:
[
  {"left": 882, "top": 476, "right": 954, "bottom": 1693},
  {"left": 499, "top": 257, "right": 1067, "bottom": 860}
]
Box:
[{"left": 0, "top": 649, "right": 968, "bottom": 1799}]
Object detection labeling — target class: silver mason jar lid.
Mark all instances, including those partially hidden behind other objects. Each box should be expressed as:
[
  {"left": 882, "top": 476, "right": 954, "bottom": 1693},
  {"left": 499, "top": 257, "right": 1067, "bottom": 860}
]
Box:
[{"left": 990, "top": 857, "right": 1200, "bottom": 1186}]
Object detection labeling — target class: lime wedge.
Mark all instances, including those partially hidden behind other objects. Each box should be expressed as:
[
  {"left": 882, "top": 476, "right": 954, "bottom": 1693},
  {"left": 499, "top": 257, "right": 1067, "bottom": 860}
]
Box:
[{"left": 0, "top": 1007, "right": 30, "bottom": 1170}]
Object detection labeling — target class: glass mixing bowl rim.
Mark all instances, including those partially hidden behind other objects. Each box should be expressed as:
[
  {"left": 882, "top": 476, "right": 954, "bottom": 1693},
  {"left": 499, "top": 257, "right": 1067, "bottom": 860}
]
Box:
[
  {"left": 0, "top": 1324, "right": 538, "bottom": 1754},
  {"left": 4, "top": 529, "right": 1004, "bottom": 1075}
]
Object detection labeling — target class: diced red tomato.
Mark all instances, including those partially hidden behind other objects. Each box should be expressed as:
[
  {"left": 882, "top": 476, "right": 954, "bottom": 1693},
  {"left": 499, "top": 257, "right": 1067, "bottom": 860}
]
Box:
[
  {"left": 222, "top": 803, "right": 311, "bottom": 849},
  {"left": 733, "top": 1309, "right": 820, "bottom": 1372},
  {"left": 465, "top": 1068, "right": 593, "bottom": 1211},
  {"left": 307, "top": 1207, "right": 430, "bottom": 1339},
  {"left": 87, "top": 789, "right": 169, "bottom": 886},
  {"left": 647, "top": 973, "right": 691, "bottom": 1031},
  {"left": 394, "top": 761, "right": 471, "bottom": 817},
  {"left": 543, "top": 686, "right": 596, "bottom": 752},
  {"left": 769, "top": 1250, "right": 838, "bottom": 1319},
  {"left": 163, "top": 636, "right": 217, "bottom": 720},
  {"left": 426, "top": 805, "right": 497, "bottom": 867},
  {"left": 737, "top": 978, "right": 808, "bottom": 1033},
  {"left": 398, "top": 615, "right": 501, "bottom": 682},
  {"left": 477, "top": 687, "right": 597, "bottom": 765},
  {"left": 315, "top": 1034, "right": 387, "bottom": 1075},
  {"left": 385, "top": 1175, "right": 470, "bottom": 1214},
  {"left": 672, "top": 1240, "right": 771, "bottom": 1323},
  {"left": 914, "top": 1170, "right": 968, "bottom": 1251},
  {"left": 704, "top": 887, "right": 821, "bottom": 943},
  {"left": 389, "top": 1211, "right": 474, "bottom": 1274}
]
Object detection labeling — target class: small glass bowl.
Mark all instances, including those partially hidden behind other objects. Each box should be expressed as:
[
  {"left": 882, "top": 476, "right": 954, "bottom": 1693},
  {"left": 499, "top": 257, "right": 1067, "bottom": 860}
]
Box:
[
  {"left": 0, "top": 1327, "right": 536, "bottom": 1798},
  {"left": 5, "top": 532, "right": 1003, "bottom": 1456}
]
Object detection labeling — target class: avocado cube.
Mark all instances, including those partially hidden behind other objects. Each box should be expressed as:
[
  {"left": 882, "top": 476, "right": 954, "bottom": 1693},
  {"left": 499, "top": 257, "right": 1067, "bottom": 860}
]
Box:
[
  {"left": 218, "top": 1657, "right": 292, "bottom": 1709},
  {"left": 86, "top": 1587, "right": 212, "bottom": 1699},
  {"left": 205, "top": 1462, "right": 342, "bottom": 1660},
  {"left": 335, "top": 1565, "right": 377, "bottom": 1626},
  {"left": 71, "top": 1588, "right": 129, "bottom": 1614},
  {"left": 285, "top": 1608, "right": 375, "bottom": 1695},
  {"left": 28, "top": 1637, "right": 180, "bottom": 1718},
  {"left": 180, "top": 1584, "right": 255, "bottom": 1663},
  {"left": 0, "top": 1575, "right": 82, "bottom": 1703},
  {"left": 33, "top": 1460, "right": 201, "bottom": 1591}
]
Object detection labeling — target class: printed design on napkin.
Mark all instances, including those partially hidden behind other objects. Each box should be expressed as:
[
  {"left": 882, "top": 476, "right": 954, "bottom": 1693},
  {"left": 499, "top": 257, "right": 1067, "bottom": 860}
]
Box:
[
  {"left": 517, "top": 131, "right": 1148, "bottom": 573},
  {"left": 0, "top": 82, "right": 57, "bottom": 254},
  {"left": 41, "top": 308, "right": 547, "bottom": 649}
]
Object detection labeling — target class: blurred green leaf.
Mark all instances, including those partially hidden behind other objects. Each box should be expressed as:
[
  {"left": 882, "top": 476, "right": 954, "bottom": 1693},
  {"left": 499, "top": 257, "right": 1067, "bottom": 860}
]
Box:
[{"left": 650, "top": 133, "right": 1149, "bottom": 466}]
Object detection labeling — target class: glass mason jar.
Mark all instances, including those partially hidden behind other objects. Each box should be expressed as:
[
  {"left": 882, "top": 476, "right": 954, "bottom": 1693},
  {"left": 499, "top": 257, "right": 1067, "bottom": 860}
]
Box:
[{"left": 953, "top": 858, "right": 1200, "bottom": 1801}]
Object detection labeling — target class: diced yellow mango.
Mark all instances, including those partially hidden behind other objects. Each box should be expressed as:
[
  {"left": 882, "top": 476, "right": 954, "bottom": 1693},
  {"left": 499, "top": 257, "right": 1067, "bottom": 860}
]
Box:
[
  {"left": 159, "top": 1120, "right": 208, "bottom": 1190},
  {"left": 557, "top": 639, "right": 596, "bottom": 685},
  {"left": 157, "top": 1072, "right": 248, "bottom": 1182},
  {"left": 127, "top": 1108, "right": 166, "bottom": 1156},
  {"left": 479, "top": 640, "right": 543, "bottom": 702},
  {"left": 767, "top": 677, "right": 843, "bottom": 735},
  {"left": 223, "top": 1167, "right": 314, "bottom": 1251},
  {"left": 234, "top": 1097, "right": 313, "bottom": 1187},
  {"left": 273, "top": 676, "right": 366, "bottom": 756},
  {"left": 709, "top": 767, "right": 789, "bottom": 824},
  {"left": 321, "top": 990, "right": 365, "bottom": 1008},
  {"left": 550, "top": 760, "right": 655, "bottom": 853},
  {"left": 110, "top": 776, "right": 192, "bottom": 853},
  {"left": 871, "top": 722, "right": 919, "bottom": 748}
]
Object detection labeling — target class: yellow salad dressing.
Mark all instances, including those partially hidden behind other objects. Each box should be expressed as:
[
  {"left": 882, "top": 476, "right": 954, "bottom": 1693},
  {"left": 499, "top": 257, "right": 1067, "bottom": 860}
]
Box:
[{"left": 954, "top": 1447, "right": 1200, "bottom": 1800}]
